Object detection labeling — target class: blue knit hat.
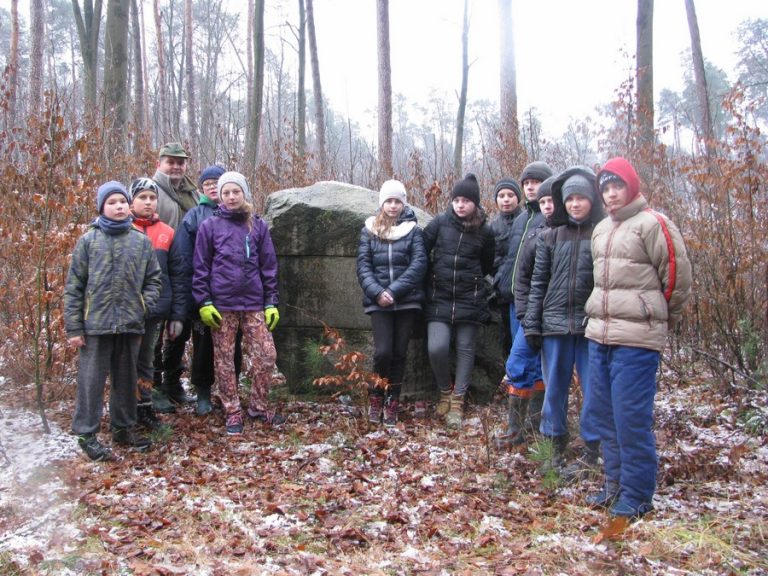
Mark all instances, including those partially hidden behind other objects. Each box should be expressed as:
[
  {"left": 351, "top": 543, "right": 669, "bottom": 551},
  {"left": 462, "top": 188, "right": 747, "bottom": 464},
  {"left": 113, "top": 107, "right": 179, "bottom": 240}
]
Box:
[
  {"left": 96, "top": 181, "right": 131, "bottom": 213},
  {"left": 198, "top": 165, "right": 226, "bottom": 187}
]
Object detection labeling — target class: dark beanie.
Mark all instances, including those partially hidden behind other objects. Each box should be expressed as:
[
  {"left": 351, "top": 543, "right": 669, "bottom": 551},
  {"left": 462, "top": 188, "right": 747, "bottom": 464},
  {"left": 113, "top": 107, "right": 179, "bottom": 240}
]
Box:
[
  {"left": 536, "top": 176, "right": 556, "bottom": 201},
  {"left": 198, "top": 165, "right": 226, "bottom": 187},
  {"left": 519, "top": 161, "right": 554, "bottom": 184},
  {"left": 96, "top": 181, "right": 131, "bottom": 213},
  {"left": 452, "top": 173, "right": 481, "bottom": 206},
  {"left": 494, "top": 178, "right": 522, "bottom": 202}
]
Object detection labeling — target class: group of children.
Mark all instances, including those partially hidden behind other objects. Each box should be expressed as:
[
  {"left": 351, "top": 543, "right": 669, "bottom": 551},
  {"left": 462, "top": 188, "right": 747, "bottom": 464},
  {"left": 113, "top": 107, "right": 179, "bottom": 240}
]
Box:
[
  {"left": 357, "top": 158, "right": 692, "bottom": 521},
  {"left": 65, "top": 154, "right": 692, "bottom": 521},
  {"left": 64, "top": 163, "right": 284, "bottom": 461}
]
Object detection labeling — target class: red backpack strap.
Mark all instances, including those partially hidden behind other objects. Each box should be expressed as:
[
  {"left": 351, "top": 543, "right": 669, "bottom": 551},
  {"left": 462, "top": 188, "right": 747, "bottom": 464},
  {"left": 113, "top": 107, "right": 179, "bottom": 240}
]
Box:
[{"left": 645, "top": 208, "right": 676, "bottom": 302}]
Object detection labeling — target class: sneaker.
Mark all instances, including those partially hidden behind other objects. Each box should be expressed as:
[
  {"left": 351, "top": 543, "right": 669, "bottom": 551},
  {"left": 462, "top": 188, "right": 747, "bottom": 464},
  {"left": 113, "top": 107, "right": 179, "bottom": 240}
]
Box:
[
  {"left": 368, "top": 394, "right": 384, "bottom": 424},
  {"left": 226, "top": 412, "right": 244, "bottom": 435},
  {"left": 137, "top": 403, "right": 161, "bottom": 431},
  {"left": 247, "top": 408, "right": 286, "bottom": 426},
  {"left": 383, "top": 397, "right": 399, "bottom": 427},
  {"left": 78, "top": 434, "right": 113, "bottom": 462},
  {"left": 413, "top": 400, "right": 427, "bottom": 419},
  {"left": 111, "top": 427, "right": 152, "bottom": 452}
]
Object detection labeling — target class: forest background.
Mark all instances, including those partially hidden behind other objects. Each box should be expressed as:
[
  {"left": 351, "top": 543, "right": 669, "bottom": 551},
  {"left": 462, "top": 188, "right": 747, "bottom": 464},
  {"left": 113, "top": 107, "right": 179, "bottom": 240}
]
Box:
[{"left": 0, "top": 0, "right": 766, "bottom": 573}]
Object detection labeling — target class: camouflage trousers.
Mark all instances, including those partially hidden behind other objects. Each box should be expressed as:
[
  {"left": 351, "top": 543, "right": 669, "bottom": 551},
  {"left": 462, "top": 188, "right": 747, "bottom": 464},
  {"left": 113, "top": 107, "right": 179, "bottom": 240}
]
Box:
[{"left": 211, "top": 310, "right": 277, "bottom": 417}]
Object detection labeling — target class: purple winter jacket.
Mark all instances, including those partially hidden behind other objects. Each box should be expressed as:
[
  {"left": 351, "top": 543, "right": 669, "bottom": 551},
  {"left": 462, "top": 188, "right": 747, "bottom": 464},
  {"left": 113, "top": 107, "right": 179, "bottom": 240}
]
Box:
[{"left": 192, "top": 206, "right": 279, "bottom": 311}]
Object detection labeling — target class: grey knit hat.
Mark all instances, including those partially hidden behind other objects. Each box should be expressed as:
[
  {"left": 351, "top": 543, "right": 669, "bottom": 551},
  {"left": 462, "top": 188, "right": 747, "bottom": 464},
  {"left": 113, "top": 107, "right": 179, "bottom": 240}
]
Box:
[
  {"left": 494, "top": 177, "right": 522, "bottom": 202},
  {"left": 519, "top": 161, "right": 554, "bottom": 184},
  {"left": 217, "top": 171, "right": 251, "bottom": 202},
  {"left": 561, "top": 174, "right": 596, "bottom": 204},
  {"left": 378, "top": 179, "right": 408, "bottom": 207}
]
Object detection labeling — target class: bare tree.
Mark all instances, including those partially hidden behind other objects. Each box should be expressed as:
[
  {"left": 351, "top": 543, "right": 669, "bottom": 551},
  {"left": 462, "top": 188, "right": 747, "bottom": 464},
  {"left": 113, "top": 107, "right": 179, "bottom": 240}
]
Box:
[
  {"left": 153, "top": 0, "right": 170, "bottom": 139},
  {"left": 29, "top": 0, "right": 45, "bottom": 114},
  {"left": 453, "top": 0, "right": 470, "bottom": 176},
  {"left": 636, "top": 0, "right": 654, "bottom": 183},
  {"left": 130, "top": 0, "right": 146, "bottom": 142},
  {"left": 245, "top": 0, "right": 265, "bottom": 171},
  {"left": 4, "top": 0, "right": 20, "bottom": 130},
  {"left": 104, "top": 0, "right": 130, "bottom": 141},
  {"left": 72, "top": 0, "right": 103, "bottom": 110},
  {"left": 184, "top": 0, "right": 198, "bottom": 158},
  {"left": 306, "top": 0, "right": 327, "bottom": 174},
  {"left": 498, "top": 0, "right": 519, "bottom": 159},
  {"left": 377, "top": 0, "right": 393, "bottom": 179},
  {"left": 684, "top": 0, "right": 715, "bottom": 158},
  {"left": 297, "top": 0, "right": 307, "bottom": 158}
]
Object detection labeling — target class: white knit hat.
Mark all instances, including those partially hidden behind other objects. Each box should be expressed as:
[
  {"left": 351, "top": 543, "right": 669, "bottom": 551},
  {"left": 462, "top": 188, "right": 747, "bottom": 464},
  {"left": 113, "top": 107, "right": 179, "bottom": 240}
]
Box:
[
  {"left": 217, "top": 171, "right": 251, "bottom": 202},
  {"left": 378, "top": 179, "right": 407, "bottom": 207}
]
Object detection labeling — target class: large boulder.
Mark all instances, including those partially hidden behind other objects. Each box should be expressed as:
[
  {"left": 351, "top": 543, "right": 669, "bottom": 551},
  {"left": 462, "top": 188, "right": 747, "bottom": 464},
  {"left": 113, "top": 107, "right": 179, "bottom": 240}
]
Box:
[{"left": 264, "top": 181, "right": 504, "bottom": 402}]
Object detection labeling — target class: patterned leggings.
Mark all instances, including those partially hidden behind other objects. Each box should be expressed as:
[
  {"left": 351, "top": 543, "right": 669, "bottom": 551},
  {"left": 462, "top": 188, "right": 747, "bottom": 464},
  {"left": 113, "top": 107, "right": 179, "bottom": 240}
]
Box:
[{"left": 211, "top": 310, "right": 277, "bottom": 417}]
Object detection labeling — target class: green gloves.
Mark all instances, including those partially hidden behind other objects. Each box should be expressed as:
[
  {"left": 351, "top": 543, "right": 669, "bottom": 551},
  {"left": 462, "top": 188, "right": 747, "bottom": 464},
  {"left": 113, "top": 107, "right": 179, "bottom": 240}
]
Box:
[
  {"left": 265, "top": 306, "right": 280, "bottom": 331},
  {"left": 199, "top": 304, "right": 222, "bottom": 329}
]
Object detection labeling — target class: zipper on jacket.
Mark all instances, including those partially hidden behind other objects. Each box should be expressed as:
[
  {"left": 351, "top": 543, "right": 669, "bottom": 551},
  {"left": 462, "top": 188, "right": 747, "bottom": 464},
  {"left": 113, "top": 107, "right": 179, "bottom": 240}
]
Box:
[
  {"left": 510, "top": 209, "right": 534, "bottom": 297},
  {"left": 601, "top": 223, "right": 619, "bottom": 342},
  {"left": 568, "top": 224, "right": 580, "bottom": 334},
  {"left": 451, "top": 231, "right": 464, "bottom": 322},
  {"left": 245, "top": 234, "right": 251, "bottom": 259}
]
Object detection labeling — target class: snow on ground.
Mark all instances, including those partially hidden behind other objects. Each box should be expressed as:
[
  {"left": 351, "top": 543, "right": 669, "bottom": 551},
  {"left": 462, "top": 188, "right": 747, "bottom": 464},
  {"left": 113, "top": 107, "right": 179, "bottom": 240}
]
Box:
[{"left": 0, "top": 401, "right": 82, "bottom": 567}]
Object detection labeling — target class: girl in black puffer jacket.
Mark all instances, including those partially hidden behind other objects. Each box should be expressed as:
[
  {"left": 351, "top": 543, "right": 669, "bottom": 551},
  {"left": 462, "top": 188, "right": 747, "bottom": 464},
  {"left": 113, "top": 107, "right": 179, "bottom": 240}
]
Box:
[
  {"left": 357, "top": 180, "right": 427, "bottom": 426},
  {"left": 423, "top": 174, "right": 495, "bottom": 428}
]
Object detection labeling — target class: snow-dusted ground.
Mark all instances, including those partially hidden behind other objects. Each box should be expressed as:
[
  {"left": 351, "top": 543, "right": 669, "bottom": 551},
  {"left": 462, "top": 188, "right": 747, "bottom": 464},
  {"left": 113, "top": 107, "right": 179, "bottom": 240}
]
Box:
[{"left": 0, "top": 401, "right": 82, "bottom": 569}]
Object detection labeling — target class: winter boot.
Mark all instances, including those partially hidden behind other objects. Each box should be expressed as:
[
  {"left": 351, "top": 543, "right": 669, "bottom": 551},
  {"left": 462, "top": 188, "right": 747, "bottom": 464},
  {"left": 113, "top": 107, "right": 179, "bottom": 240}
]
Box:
[
  {"left": 368, "top": 392, "right": 384, "bottom": 424},
  {"left": 196, "top": 387, "right": 213, "bottom": 416},
  {"left": 111, "top": 426, "right": 152, "bottom": 452},
  {"left": 586, "top": 480, "right": 620, "bottom": 509},
  {"left": 560, "top": 440, "right": 601, "bottom": 482},
  {"left": 137, "top": 402, "right": 162, "bottom": 431},
  {"left": 152, "top": 388, "right": 176, "bottom": 414},
  {"left": 541, "top": 434, "right": 568, "bottom": 475},
  {"left": 494, "top": 395, "right": 529, "bottom": 449},
  {"left": 527, "top": 388, "right": 545, "bottom": 434},
  {"left": 435, "top": 389, "right": 453, "bottom": 417},
  {"left": 445, "top": 393, "right": 465, "bottom": 429},
  {"left": 247, "top": 407, "right": 287, "bottom": 426},
  {"left": 78, "top": 433, "right": 113, "bottom": 462},
  {"left": 383, "top": 385, "right": 401, "bottom": 427}
]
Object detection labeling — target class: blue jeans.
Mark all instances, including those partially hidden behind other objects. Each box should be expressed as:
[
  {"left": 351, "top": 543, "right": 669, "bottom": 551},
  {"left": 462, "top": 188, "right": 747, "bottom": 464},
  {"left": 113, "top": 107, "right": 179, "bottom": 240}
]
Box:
[
  {"left": 540, "top": 334, "right": 598, "bottom": 441},
  {"left": 589, "top": 341, "right": 660, "bottom": 509},
  {"left": 505, "top": 325, "right": 542, "bottom": 391}
]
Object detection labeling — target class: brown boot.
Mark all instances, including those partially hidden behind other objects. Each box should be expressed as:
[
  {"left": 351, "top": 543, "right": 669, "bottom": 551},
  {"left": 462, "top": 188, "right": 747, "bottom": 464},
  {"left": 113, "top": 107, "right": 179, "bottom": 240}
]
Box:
[
  {"left": 445, "top": 394, "right": 465, "bottom": 429},
  {"left": 435, "top": 389, "right": 452, "bottom": 417}
]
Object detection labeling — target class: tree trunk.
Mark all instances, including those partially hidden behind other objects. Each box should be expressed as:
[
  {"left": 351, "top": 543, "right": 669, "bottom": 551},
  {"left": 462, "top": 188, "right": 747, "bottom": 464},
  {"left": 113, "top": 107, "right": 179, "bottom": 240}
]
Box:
[
  {"left": 297, "top": 0, "right": 307, "bottom": 158},
  {"left": 71, "top": 0, "right": 103, "bottom": 111},
  {"left": 635, "top": 0, "right": 654, "bottom": 184},
  {"left": 130, "top": 0, "right": 145, "bottom": 144},
  {"left": 184, "top": 0, "right": 198, "bottom": 159},
  {"left": 498, "top": 0, "right": 519, "bottom": 170},
  {"left": 104, "top": 0, "right": 130, "bottom": 142},
  {"left": 153, "top": 0, "right": 170, "bottom": 140},
  {"left": 684, "top": 0, "right": 715, "bottom": 158},
  {"left": 306, "top": 0, "right": 327, "bottom": 174},
  {"left": 453, "top": 0, "right": 469, "bottom": 177},
  {"left": 377, "top": 0, "right": 393, "bottom": 179},
  {"left": 29, "top": 0, "right": 45, "bottom": 114},
  {"left": 245, "top": 0, "right": 265, "bottom": 172},
  {"left": 4, "top": 0, "right": 19, "bottom": 130}
]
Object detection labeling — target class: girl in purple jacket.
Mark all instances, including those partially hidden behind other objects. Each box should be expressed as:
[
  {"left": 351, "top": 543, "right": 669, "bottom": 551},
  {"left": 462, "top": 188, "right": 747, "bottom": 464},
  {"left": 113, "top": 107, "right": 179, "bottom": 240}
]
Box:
[{"left": 192, "top": 172, "right": 282, "bottom": 435}]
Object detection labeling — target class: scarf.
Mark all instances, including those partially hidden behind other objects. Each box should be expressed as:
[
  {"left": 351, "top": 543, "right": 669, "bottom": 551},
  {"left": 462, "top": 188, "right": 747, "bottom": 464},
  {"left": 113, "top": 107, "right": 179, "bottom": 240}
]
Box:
[{"left": 93, "top": 215, "right": 133, "bottom": 236}]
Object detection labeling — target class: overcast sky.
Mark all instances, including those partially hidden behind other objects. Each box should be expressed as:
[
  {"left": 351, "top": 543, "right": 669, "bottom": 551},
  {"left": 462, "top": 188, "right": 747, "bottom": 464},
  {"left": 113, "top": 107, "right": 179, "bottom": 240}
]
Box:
[{"left": 282, "top": 0, "right": 761, "bottom": 138}]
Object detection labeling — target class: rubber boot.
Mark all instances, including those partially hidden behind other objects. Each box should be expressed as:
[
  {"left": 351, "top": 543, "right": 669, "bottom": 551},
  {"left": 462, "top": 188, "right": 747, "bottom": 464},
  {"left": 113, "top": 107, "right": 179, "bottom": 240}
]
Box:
[
  {"left": 445, "top": 394, "right": 465, "bottom": 429},
  {"left": 494, "top": 395, "right": 529, "bottom": 449},
  {"left": 541, "top": 434, "right": 568, "bottom": 475},
  {"left": 435, "top": 389, "right": 452, "bottom": 417},
  {"left": 527, "top": 389, "right": 545, "bottom": 434}
]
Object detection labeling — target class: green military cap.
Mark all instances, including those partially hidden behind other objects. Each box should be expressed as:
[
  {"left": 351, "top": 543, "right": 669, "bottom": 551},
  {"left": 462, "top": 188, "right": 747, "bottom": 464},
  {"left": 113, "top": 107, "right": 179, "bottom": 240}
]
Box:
[{"left": 158, "top": 142, "right": 190, "bottom": 159}]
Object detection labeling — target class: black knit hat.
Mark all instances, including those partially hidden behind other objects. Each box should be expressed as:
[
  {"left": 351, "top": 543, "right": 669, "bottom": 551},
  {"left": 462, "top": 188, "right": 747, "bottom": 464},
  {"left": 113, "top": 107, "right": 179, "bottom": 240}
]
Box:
[
  {"left": 494, "top": 177, "right": 522, "bottom": 202},
  {"left": 519, "top": 161, "right": 554, "bottom": 184},
  {"left": 452, "top": 173, "right": 481, "bottom": 206},
  {"left": 536, "top": 176, "right": 556, "bottom": 201}
]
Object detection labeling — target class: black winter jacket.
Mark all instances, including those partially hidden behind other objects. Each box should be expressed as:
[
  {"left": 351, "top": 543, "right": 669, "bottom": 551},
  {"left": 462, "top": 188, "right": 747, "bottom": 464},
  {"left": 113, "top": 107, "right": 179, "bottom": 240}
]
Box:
[
  {"left": 490, "top": 207, "right": 522, "bottom": 302},
  {"left": 422, "top": 208, "right": 495, "bottom": 325},
  {"left": 496, "top": 201, "right": 544, "bottom": 303},
  {"left": 356, "top": 206, "right": 427, "bottom": 312},
  {"left": 513, "top": 217, "right": 551, "bottom": 321},
  {"left": 523, "top": 167, "right": 604, "bottom": 336}
]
